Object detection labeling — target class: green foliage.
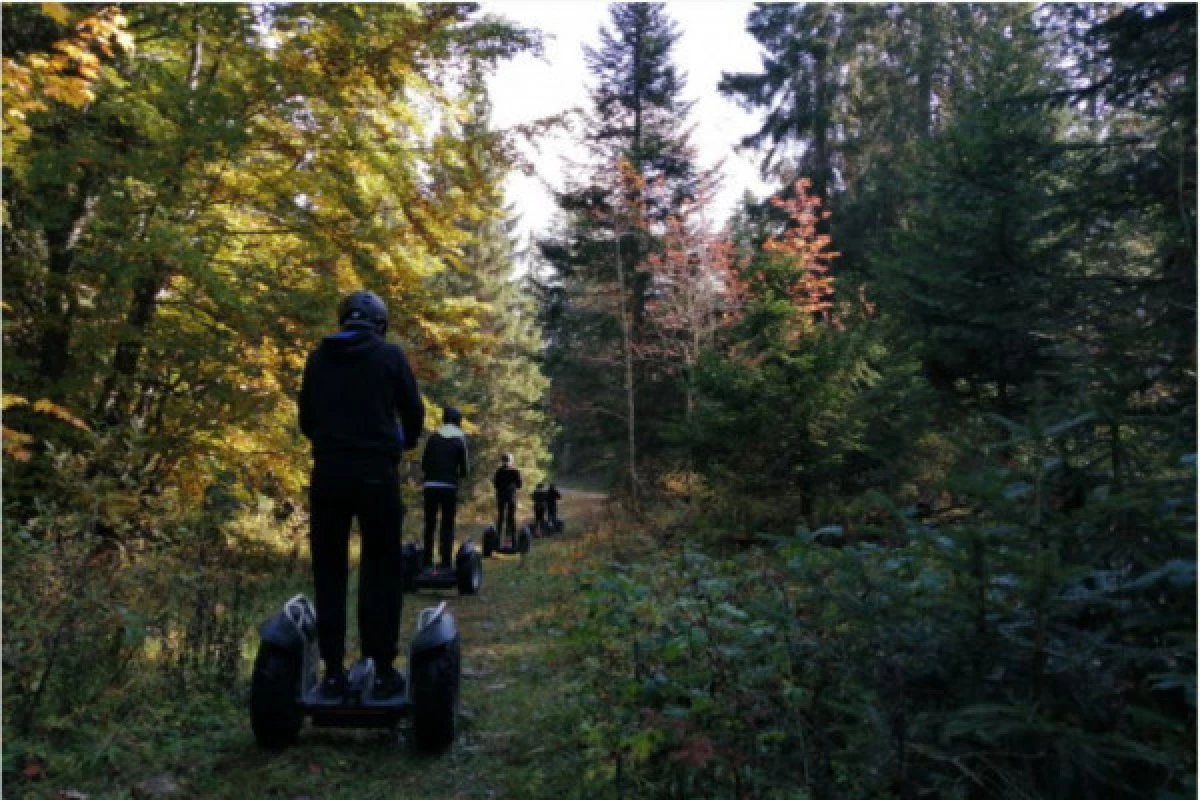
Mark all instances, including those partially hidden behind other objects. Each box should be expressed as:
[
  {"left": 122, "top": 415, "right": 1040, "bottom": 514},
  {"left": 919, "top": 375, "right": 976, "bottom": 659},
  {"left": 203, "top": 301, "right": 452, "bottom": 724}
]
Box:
[
  {"left": 872, "top": 13, "right": 1072, "bottom": 412},
  {"left": 567, "top": 427, "right": 1195, "bottom": 797},
  {"left": 3, "top": 3, "right": 539, "bottom": 507}
]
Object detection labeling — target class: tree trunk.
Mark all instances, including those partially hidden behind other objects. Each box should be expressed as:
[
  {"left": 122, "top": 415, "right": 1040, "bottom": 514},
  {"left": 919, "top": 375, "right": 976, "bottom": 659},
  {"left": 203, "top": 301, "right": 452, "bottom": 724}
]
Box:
[
  {"left": 95, "top": 16, "right": 208, "bottom": 425},
  {"left": 38, "top": 179, "right": 97, "bottom": 390},
  {"left": 95, "top": 259, "right": 170, "bottom": 423},
  {"left": 614, "top": 224, "right": 639, "bottom": 510},
  {"left": 915, "top": 6, "right": 936, "bottom": 138}
]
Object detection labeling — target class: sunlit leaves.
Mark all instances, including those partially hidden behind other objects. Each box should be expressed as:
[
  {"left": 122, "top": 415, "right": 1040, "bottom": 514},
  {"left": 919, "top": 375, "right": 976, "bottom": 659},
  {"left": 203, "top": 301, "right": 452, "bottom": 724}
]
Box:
[
  {"left": 3, "top": 4, "right": 536, "bottom": 509},
  {"left": 760, "top": 178, "right": 839, "bottom": 323},
  {"left": 2, "top": 5, "right": 132, "bottom": 171}
]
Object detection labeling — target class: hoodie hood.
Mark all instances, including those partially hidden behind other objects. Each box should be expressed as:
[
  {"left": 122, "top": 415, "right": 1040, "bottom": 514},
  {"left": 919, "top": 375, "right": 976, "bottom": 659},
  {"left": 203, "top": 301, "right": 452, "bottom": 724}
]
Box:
[
  {"left": 320, "top": 328, "right": 385, "bottom": 360},
  {"left": 436, "top": 424, "right": 465, "bottom": 440}
]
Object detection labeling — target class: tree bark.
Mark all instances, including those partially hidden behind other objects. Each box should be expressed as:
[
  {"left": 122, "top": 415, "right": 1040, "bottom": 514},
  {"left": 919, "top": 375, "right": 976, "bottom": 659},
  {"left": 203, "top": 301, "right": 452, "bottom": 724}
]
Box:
[
  {"left": 95, "top": 259, "right": 171, "bottom": 422},
  {"left": 37, "top": 176, "right": 97, "bottom": 389},
  {"left": 95, "top": 14, "right": 208, "bottom": 424},
  {"left": 614, "top": 222, "right": 639, "bottom": 510}
]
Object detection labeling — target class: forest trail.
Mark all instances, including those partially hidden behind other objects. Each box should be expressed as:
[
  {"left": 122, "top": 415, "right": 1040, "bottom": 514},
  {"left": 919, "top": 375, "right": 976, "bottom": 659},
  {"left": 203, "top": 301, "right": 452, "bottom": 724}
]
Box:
[
  {"left": 219, "top": 488, "right": 608, "bottom": 800},
  {"left": 27, "top": 490, "right": 609, "bottom": 800}
]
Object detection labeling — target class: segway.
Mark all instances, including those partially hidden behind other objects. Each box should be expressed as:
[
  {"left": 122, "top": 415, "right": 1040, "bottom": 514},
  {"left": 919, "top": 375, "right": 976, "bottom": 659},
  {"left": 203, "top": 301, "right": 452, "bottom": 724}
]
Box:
[
  {"left": 399, "top": 540, "right": 483, "bottom": 595},
  {"left": 250, "top": 595, "right": 461, "bottom": 753},
  {"left": 529, "top": 511, "right": 565, "bottom": 538},
  {"left": 481, "top": 522, "right": 531, "bottom": 558}
]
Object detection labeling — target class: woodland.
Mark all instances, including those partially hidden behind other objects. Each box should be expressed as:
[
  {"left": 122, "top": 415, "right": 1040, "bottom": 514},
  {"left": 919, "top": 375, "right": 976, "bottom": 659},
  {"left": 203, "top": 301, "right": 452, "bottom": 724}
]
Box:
[{"left": 2, "top": 3, "right": 1196, "bottom": 799}]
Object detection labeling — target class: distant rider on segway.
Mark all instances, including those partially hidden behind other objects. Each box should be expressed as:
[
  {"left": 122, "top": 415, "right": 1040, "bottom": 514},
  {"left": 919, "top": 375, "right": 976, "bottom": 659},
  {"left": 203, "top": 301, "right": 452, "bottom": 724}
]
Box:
[
  {"left": 493, "top": 454, "right": 522, "bottom": 544},
  {"left": 298, "top": 290, "right": 424, "bottom": 699},
  {"left": 532, "top": 482, "right": 549, "bottom": 532},
  {"left": 420, "top": 406, "right": 469, "bottom": 571},
  {"left": 547, "top": 482, "right": 563, "bottom": 529}
]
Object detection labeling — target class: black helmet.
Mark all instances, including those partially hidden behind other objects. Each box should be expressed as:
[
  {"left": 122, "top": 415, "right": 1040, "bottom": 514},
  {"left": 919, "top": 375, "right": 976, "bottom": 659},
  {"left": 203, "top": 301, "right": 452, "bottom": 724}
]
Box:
[
  {"left": 501, "top": 453, "right": 513, "bottom": 466},
  {"left": 338, "top": 290, "right": 388, "bottom": 334},
  {"left": 443, "top": 406, "right": 462, "bottom": 425}
]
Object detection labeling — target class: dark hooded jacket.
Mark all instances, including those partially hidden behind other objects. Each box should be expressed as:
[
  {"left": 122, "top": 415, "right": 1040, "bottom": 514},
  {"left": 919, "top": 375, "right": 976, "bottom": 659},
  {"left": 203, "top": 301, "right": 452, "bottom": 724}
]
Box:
[
  {"left": 298, "top": 328, "right": 424, "bottom": 463},
  {"left": 493, "top": 465, "right": 522, "bottom": 502},
  {"left": 421, "top": 424, "right": 469, "bottom": 487}
]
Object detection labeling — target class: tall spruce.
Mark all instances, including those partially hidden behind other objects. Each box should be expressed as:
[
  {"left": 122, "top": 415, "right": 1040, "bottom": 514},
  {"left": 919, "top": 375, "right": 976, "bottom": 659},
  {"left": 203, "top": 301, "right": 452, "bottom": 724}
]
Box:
[
  {"left": 422, "top": 80, "right": 553, "bottom": 503},
  {"left": 873, "top": 10, "right": 1071, "bottom": 413},
  {"left": 538, "top": 3, "right": 708, "bottom": 496}
]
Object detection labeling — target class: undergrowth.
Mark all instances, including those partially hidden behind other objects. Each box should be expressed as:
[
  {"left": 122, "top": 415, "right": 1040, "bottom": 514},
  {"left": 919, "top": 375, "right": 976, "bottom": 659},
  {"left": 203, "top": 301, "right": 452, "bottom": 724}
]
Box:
[{"left": 561, "top": 458, "right": 1196, "bottom": 799}]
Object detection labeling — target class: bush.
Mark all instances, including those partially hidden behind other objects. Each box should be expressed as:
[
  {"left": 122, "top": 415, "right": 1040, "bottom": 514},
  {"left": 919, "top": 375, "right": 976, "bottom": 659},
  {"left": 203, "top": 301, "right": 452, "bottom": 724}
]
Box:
[{"left": 564, "top": 434, "right": 1196, "bottom": 799}]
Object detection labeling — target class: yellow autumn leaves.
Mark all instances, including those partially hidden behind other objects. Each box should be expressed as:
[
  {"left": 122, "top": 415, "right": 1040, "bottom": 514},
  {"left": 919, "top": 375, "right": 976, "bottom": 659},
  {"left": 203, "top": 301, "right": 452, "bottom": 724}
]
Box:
[{"left": 2, "top": 4, "right": 133, "bottom": 171}]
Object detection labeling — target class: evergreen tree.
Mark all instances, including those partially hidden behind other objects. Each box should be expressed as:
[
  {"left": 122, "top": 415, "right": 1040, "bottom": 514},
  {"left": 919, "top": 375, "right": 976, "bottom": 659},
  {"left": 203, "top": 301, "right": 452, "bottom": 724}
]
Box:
[
  {"left": 422, "top": 80, "right": 553, "bottom": 504},
  {"left": 873, "top": 12, "right": 1072, "bottom": 413},
  {"left": 538, "top": 3, "right": 709, "bottom": 494}
]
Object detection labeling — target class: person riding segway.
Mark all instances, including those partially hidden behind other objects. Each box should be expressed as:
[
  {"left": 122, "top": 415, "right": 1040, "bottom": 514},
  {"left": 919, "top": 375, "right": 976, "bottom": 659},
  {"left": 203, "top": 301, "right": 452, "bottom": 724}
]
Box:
[
  {"left": 532, "top": 482, "right": 549, "bottom": 536},
  {"left": 297, "top": 290, "right": 424, "bottom": 699},
  {"left": 494, "top": 453, "right": 521, "bottom": 539},
  {"left": 404, "top": 406, "right": 482, "bottom": 595},
  {"left": 255, "top": 291, "right": 461, "bottom": 754},
  {"left": 421, "top": 406, "right": 468, "bottom": 570},
  {"left": 482, "top": 454, "right": 530, "bottom": 556},
  {"left": 546, "top": 482, "right": 564, "bottom": 533}
]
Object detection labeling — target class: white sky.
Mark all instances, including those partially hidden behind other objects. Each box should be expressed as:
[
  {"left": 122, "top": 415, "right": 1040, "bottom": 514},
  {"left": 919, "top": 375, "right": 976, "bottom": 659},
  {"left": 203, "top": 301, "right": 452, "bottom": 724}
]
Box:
[{"left": 481, "top": 1, "right": 773, "bottom": 253}]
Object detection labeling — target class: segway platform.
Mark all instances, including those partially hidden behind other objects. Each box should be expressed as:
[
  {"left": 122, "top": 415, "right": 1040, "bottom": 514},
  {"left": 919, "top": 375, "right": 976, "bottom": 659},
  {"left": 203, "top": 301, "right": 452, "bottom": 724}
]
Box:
[
  {"left": 400, "top": 541, "right": 482, "bottom": 595},
  {"left": 529, "top": 517, "right": 565, "bottom": 538},
  {"left": 302, "top": 657, "right": 411, "bottom": 729},
  {"left": 250, "top": 596, "right": 461, "bottom": 752},
  {"left": 481, "top": 524, "right": 531, "bottom": 558}
]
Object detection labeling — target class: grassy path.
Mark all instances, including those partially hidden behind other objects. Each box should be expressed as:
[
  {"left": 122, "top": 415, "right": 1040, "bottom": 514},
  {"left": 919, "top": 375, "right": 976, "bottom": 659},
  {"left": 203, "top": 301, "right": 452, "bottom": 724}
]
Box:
[
  {"left": 199, "top": 489, "right": 608, "bottom": 800},
  {"left": 17, "top": 490, "right": 610, "bottom": 800}
]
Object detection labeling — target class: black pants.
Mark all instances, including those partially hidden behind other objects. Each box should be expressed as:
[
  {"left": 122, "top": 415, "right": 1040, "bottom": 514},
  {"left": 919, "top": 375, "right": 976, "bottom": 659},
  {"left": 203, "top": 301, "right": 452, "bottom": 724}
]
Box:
[
  {"left": 547, "top": 500, "right": 559, "bottom": 524},
  {"left": 534, "top": 502, "right": 547, "bottom": 527},
  {"left": 308, "top": 460, "right": 402, "bottom": 672},
  {"left": 423, "top": 486, "right": 457, "bottom": 567},
  {"left": 496, "top": 494, "right": 517, "bottom": 540}
]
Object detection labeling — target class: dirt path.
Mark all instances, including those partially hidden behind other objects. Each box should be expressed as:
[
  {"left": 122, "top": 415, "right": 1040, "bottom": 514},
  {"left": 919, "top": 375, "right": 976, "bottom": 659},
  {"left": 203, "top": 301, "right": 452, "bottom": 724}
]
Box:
[{"left": 182, "top": 488, "right": 609, "bottom": 799}]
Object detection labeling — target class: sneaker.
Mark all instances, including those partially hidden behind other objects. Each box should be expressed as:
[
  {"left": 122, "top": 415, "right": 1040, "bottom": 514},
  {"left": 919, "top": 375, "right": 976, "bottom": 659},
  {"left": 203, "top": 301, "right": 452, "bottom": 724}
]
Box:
[
  {"left": 319, "top": 668, "right": 347, "bottom": 699},
  {"left": 373, "top": 665, "right": 406, "bottom": 698}
]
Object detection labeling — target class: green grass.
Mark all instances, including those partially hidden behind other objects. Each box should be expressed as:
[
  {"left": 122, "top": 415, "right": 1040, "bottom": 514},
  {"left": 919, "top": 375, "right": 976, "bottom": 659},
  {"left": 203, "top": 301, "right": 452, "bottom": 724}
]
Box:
[{"left": 7, "top": 505, "right": 605, "bottom": 800}]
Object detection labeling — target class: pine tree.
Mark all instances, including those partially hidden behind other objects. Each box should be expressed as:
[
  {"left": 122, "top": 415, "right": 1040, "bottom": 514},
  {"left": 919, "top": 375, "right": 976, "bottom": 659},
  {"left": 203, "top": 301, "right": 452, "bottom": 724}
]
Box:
[
  {"left": 873, "top": 11, "right": 1072, "bottom": 413},
  {"left": 538, "top": 3, "right": 710, "bottom": 496}
]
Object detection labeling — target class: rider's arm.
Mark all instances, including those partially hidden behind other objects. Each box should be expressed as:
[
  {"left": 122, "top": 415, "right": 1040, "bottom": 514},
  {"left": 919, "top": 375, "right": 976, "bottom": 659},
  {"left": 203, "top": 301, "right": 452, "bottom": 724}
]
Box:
[
  {"left": 298, "top": 352, "right": 315, "bottom": 440},
  {"left": 391, "top": 347, "right": 424, "bottom": 451}
]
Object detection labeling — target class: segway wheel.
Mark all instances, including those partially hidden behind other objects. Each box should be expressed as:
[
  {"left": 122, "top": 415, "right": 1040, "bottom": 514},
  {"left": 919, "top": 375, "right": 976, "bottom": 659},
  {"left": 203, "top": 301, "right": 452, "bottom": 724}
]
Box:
[
  {"left": 455, "top": 544, "right": 482, "bottom": 596},
  {"left": 250, "top": 644, "right": 303, "bottom": 749},
  {"left": 554, "top": 519, "right": 565, "bottom": 535},
  {"left": 410, "top": 638, "right": 461, "bottom": 753},
  {"left": 482, "top": 525, "right": 498, "bottom": 558},
  {"left": 517, "top": 526, "right": 532, "bottom": 554},
  {"left": 400, "top": 543, "right": 421, "bottom": 594}
]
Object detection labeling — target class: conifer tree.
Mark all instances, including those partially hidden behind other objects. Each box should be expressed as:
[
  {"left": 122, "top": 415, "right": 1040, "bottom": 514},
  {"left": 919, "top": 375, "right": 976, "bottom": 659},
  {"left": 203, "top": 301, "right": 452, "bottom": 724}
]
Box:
[{"left": 538, "top": 3, "right": 709, "bottom": 493}]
